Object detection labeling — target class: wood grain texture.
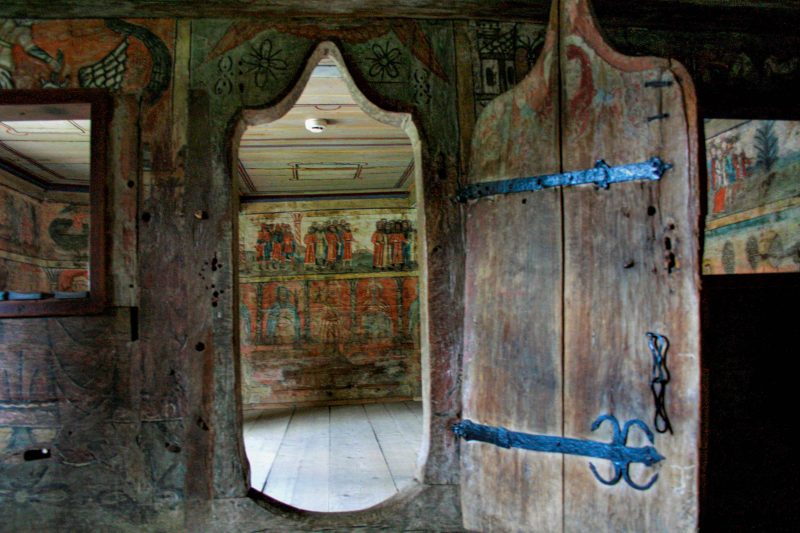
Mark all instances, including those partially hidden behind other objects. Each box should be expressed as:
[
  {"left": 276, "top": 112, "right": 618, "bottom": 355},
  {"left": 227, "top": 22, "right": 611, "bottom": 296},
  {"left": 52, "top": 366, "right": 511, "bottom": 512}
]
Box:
[
  {"left": 109, "top": 95, "right": 140, "bottom": 307},
  {"left": 365, "top": 402, "right": 421, "bottom": 489},
  {"left": 265, "top": 406, "right": 330, "bottom": 509},
  {"left": 0, "top": 1, "right": 551, "bottom": 21},
  {"left": 460, "top": 2, "right": 564, "bottom": 531},
  {"left": 559, "top": 0, "right": 700, "bottom": 531},
  {"left": 0, "top": 7, "right": 702, "bottom": 529}
]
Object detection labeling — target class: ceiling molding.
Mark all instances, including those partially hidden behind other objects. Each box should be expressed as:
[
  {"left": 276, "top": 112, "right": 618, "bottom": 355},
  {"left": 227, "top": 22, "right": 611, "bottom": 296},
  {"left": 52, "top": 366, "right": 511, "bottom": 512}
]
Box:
[
  {"left": 240, "top": 191, "right": 409, "bottom": 203},
  {"left": 0, "top": 157, "right": 89, "bottom": 193}
]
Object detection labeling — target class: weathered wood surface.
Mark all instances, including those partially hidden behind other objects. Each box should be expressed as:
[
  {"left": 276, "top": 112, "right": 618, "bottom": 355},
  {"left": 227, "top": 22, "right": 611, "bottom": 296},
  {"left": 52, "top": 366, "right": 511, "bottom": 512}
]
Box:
[
  {"left": 1, "top": 485, "right": 462, "bottom": 533},
  {"left": 110, "top": 95, "right": 140, "bottom": 307},
  {"left": 0, "top": 311, "right": 157, "bottom": 519},
  {"left": 560, "top": 0, "right": 700, "bottom": 530},
  {"left": 461, "top": 2, "right": 564, "bottom": 531},
  {"left": 460, "top": 0, "right": 699, "bottom": 530},
  {"left": 195, "top": 22, "right": 465, "bottom": 528},
  {"left": 265, "top": 406, "right": 330, "bottom": 510}
]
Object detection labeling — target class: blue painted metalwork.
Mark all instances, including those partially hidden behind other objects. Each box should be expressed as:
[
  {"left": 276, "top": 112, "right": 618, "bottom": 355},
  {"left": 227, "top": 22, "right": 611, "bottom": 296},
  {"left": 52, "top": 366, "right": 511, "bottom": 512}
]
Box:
[
  {"left": 7, "top": 292, "right": 51, "bottom": 300},
  {"left": 453, "top": 414, "right": 664, "bottom": 491},
  {"left": 454, "top": 157, "right": 672, "bottom": 203},
  {"left": 647, "top": 332, "right": 673, "bottom": 434}
]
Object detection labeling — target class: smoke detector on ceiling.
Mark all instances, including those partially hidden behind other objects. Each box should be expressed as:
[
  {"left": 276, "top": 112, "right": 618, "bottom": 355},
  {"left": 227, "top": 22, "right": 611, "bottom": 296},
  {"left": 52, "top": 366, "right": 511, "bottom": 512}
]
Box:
[{"left": 305, "top": 118, "right": 328, "bottom": 133}]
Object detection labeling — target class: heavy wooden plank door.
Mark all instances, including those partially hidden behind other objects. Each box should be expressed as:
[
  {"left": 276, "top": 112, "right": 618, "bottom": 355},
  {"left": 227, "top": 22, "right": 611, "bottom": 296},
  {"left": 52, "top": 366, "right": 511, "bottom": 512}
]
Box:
[
  {"left": 461, "top": 3, "right": 563, "bottom": 530},
  {"left": 460, "top": 0, "right": 700, "bottom": 531}
]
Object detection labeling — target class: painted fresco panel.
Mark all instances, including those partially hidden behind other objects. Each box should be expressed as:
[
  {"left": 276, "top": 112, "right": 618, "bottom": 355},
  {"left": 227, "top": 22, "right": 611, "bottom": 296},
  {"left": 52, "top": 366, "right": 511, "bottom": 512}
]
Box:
[
  {"left": 704, "top": 119, "right": 800, "bottom": 274},
  {"left": 239, "top": 206, "right": 420, "bottom": 407},
  {"left": 467, "top": 21, "right": 546, "bottom": 117},
  {"left": 240, "top": 275, "right": 420, "bottom": 408},
  {"left": 191, "top": 20, "right": 458, "bottom": 155},
  {"left": 0, "top": 183, "right": 40, "bottom": 257},
  {"left": 240, "top": 208, "right": 419, "bottom": 275},
  {"left": 0, "top": 182, "right": 88, "bottom": 293},
  {"left": 0, "top": 17, "right": 176, "bottom": 174}
]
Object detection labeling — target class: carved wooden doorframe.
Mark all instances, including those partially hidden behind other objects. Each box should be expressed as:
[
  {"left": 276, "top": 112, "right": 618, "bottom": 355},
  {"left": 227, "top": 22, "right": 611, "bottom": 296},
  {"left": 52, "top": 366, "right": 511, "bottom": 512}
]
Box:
[{"left": 231, "top": 41, "right": 432, "bottom": 511}]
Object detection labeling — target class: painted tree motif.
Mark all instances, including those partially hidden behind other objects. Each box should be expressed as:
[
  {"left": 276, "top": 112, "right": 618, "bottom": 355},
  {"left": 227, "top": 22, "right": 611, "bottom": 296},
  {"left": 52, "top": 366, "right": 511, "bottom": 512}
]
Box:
[{"left": 755, "top": 120, "right": 779, "bottom": 172}]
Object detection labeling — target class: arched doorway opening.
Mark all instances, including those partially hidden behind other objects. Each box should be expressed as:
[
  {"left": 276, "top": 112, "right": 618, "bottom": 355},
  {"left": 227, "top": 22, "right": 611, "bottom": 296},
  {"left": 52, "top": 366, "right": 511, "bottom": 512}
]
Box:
[{"left": 232, "top": 42, "right": 428, "bottom": 512}]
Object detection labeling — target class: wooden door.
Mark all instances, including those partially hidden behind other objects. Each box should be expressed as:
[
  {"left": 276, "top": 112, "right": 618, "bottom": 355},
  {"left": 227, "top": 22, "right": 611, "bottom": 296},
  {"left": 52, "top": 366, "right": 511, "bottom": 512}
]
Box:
[{"left": 460, "top": 0, "right": 700, "bottom": 531}]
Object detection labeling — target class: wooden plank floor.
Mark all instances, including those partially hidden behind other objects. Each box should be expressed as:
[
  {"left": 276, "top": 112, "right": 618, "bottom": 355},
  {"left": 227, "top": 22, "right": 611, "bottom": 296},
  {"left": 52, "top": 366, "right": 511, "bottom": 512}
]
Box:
[{"left": 243, "top": 401, "right": 423, "bottom": 512}]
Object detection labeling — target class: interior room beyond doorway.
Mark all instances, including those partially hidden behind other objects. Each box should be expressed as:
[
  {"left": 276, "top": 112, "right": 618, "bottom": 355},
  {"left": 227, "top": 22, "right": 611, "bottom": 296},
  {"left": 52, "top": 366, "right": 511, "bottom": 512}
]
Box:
[{"left": 236, "top": 55, "right": 424, "bottom": 512}]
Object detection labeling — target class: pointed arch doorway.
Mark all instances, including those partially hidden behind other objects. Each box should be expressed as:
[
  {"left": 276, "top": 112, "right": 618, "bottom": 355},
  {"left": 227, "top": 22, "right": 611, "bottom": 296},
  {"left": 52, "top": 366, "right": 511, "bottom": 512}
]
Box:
[{"left": 232, "top": 42, "right": 428, "bottom": 513}]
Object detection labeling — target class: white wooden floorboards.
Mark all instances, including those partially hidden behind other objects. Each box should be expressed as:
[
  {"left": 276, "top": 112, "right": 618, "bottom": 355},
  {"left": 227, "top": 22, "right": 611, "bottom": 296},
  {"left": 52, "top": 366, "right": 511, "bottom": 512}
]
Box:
[
  {"left": 243, "top": 409, "right": 292, "bottom": 493},
  {"left": 244, "top": 401, "right": 423, "bottom": 512}
]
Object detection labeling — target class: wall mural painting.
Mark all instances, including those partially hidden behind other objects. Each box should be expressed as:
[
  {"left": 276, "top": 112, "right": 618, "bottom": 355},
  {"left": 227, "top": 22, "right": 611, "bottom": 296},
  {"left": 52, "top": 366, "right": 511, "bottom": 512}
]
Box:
[
  {"left": 1, "top": 18, "right": 176, "bottom": 172},
  {"left": 206, "top": 20, "right": 449, "bottom": 82},
  {"left": 0, "top": 184, "right": 39, "bottom": 257},
  {"left": 469, "top": 21, "right": 546, "bottom": 117},
  {"left": 0, "top": 183, "right": 89, "bottom": 293},
  {"left": 239, "top": 207, "right": 421, "bottom": 406},
  {"left": 0, "top": 18, "right": 172, "bottom": 98},
  {"left": 704, "top": 119, "right": 800, "bottom": 274},
  {"left": 192, "top": 19, "right": 459, "bottom": 157},
  {"left": 241, "top": 211, "right": 418, "bottom": 275},
  {"left": 240, "top": 276, "right": 420, "bottom": 407}
]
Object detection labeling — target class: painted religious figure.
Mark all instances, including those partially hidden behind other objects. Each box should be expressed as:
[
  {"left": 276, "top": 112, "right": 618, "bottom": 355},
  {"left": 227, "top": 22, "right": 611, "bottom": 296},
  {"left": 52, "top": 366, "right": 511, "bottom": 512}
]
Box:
[
  {"left": 342, "top": 223, "right": 354, "bottom": 268},
  {"left": 371, "top": 220, "right": 386, "bottom": 269},
  {"left": 306, "top": 281, "right": 349, "bottom": 353},
  {"left": 303, "top": 226, "right": 317, "bottom": 269},
  {"left": 255, "top": 223, "right": 270, "bottom": 266},
  {"left": 324, "top": 224, "right": 339, "bottom": 268},
  {"left": 387, "top": 221, "right": 406, "bottom": 269},
  {"left": 263, "top": 285, "right": 300, "bottom": 344},
  {"left": 361, "top": 281, "right": 392, "bottom": 339}
]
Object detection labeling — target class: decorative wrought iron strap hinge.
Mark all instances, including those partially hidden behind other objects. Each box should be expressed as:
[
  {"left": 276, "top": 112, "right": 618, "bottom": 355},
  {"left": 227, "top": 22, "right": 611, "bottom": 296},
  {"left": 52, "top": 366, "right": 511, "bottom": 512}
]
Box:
[
  {"left": 455, "top": 157, "right": 672, "bottom": 203},
  {"left": 453, "top": 414, "right": 664, "bottom": 490}
]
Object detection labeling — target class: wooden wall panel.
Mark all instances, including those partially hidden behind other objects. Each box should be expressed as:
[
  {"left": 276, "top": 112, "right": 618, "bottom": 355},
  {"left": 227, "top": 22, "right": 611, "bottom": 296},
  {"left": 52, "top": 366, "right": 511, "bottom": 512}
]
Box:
[
  {"left": 109, "top": 95, "right": 140, "bottom": 306},
  {"left": 560, "top": 1, "right": 700, "bottom": 531}
]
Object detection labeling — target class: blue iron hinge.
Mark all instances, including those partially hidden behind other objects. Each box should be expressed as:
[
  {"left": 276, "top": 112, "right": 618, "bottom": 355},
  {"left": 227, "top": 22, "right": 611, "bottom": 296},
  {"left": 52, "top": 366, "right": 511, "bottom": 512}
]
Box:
[
  {"left": 455, "top": 157, "right": 672, "bottom": 203},
  {"left": 453, "top": 414, "right": 664, "bottom": 490}
]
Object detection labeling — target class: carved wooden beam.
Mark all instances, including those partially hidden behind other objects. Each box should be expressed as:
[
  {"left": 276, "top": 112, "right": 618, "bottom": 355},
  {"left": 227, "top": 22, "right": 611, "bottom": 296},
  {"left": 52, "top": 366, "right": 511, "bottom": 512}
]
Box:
[{"left": 2, "top": 0, "right": 799, "bottom": 34}]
